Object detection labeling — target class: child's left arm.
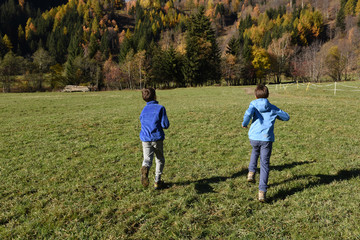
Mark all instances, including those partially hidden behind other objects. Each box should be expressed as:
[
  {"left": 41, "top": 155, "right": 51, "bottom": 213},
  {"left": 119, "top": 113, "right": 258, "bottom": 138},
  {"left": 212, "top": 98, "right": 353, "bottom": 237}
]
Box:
[
  {"left": 161, "top": 107, "right": 170, "bottom": 129},
  {"left": 276, "top": 108, "right": 290, "bottom": 121}
]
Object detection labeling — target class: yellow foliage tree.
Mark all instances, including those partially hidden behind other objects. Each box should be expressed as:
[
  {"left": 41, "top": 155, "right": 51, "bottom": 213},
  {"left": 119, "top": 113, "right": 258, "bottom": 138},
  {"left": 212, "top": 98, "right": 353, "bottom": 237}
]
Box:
[
  {"left": 345, "top": 0, "right": 357, "bottom": 16},
  {"left": 356, "top": 0, "right": 360, "bottom": 15},
  {"left": 252, "top": 46, "right": 271, "bottom": 79},
  {"left": 296, "top": 8, "right": 323, "bottom": 45},
  {"left": 3, "top": 35, "right": 13, "bottom": 51}
]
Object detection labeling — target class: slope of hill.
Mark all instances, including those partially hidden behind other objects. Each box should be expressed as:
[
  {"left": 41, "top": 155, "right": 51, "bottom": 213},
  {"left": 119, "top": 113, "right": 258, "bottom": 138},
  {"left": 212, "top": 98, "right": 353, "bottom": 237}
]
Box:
[{"left": 0, "top": 0, "right": 359, "bottom": 92}]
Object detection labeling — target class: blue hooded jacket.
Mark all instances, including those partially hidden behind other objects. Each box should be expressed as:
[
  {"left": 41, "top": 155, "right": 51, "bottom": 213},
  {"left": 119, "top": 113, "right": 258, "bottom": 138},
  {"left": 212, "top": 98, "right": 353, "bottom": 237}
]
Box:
[
  {"left": 242, "top": 98, "right": 289, "bottom": 142},
  {"left": 140, "top": 100, "right": 170, "bottom": 142}
]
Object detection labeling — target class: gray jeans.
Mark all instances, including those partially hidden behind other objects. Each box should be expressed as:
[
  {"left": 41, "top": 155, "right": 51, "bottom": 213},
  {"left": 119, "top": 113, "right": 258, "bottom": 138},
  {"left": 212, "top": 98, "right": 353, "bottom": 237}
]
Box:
[{"left": 142, "top": 141, "right": 165, "bottom": 182}]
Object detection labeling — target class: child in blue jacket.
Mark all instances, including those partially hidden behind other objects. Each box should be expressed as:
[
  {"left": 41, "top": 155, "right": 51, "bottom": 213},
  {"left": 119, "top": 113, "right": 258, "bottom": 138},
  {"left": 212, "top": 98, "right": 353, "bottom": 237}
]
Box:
[
  {"left": 242, "top": 84, "right": 289, "bottom": 202},
  {"left": 140, "top": 88, "right": 170, "bottom": 190}
]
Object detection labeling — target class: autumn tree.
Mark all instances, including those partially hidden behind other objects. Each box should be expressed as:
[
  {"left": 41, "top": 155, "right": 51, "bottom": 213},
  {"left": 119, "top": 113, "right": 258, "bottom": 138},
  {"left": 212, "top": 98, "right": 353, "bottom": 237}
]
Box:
[
  {"left": 252, "top": 46, "right": 271, "bottom": 81},
  {"left": 294, "top": 8, "right": 324, "bottom": 46},
  {"left": 133, "top": 50, "right": 147, "bottom": 89},
  {"left": 267, "top": 33, "right": 293, "bottom": 83},
  {"left": 120, "top": 49, "right": 135, "bottom": 89},
  {"left": 32, "top": 47, "right": 55, "bottom": 90},
  {"left": 103, "top": 56, "right": 124, "bottom": 90},
  {"left": 345, "top": 0, "right": 357, "bottom": 16},
  {"left": 2, "top": 35, "right": 13, "bottom": 52},
  {"left": 301, "top": 41, "right": 323, "bottom": 82},
  {"left": 221, "top": 53, "right": 246, "bottom": 86},
  {"left": 0, "top": 51, "right": 25, "bottom": 92},
  {"left": 325, "top": 46, "right": 347, "bottom": 81},
  {"left": 0, "top": 36, "right": 8, "bottom": 58}
]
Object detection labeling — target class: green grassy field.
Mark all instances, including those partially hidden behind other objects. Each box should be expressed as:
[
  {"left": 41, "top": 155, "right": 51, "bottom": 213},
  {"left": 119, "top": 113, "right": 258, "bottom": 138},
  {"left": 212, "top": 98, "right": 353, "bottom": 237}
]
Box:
[{"left": 1, "top": 82, "right": 360, "bottom": 239}]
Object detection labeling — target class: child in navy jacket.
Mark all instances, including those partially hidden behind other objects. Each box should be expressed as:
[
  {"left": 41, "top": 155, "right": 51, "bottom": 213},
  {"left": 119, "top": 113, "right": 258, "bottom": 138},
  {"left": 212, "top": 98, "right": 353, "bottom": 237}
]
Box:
[
  {"left": 242, "top": 84, "right": 289, "bottom": 202},
  {"left": 140, "top": 88, "right": 170, "bottom": 189}
]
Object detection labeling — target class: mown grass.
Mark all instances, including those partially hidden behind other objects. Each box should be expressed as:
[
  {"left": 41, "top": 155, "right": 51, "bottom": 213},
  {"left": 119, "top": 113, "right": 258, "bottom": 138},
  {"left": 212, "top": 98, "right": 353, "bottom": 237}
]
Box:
[{"left": 1, "top": 82, "right": 360, "bottom": 239}]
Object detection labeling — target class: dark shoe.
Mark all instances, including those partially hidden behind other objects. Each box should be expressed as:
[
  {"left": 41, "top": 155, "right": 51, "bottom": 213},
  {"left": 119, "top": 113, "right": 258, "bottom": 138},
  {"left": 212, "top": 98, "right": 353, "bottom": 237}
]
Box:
[
  {"left": 247, "top": 171, "right": 255, "bottom": 183},
  {"left": 154, "top": 180, "right": 164, "bottom": 190},
  {"left": 141, "top": 166, "right": 149, "bottom": 187},
  {"left": 259, "top": 190, "right": 266, "bottom": 202}
]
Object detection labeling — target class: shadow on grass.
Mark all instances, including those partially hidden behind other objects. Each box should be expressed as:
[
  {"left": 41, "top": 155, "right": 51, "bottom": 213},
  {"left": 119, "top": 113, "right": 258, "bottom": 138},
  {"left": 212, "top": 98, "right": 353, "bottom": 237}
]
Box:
[
  {"left": 164, "top": 161, "right": 312, "bottom": 194},
  {"left": 270, "top": 161, "right": 313, "bottom": 171},
  {"left": 161, "top": 168, "right": 248, "bottom": 193},
  {"left": 269, "top": 169, "right": 360, "bottom": 203}
]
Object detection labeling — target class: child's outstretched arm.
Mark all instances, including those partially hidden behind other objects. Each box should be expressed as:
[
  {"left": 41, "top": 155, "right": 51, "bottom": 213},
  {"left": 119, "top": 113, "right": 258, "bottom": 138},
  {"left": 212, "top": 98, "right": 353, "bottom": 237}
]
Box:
[
  {"left": 161, "top": 107, "right": 170, "bottom": 129},
  {"left": 276, "top": 108, "right": 290, "bottom": 121},
  {"left": 242, "top": 103, "right": 255, "bottom": 128}
]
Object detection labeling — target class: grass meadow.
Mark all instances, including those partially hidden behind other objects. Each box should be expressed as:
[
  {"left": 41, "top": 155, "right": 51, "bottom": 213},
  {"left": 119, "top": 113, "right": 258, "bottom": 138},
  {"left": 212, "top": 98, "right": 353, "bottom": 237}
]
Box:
[{"left": 1, "top": 82, "right": 360, "bottom": 239}]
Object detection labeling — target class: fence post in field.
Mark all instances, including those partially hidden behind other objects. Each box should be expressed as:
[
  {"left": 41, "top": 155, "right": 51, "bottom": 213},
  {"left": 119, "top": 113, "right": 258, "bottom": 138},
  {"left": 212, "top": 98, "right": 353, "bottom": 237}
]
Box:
[
  {"left": 306, "top": 82, "right": 311, "bottom": 91},
  {"left": 334, "top": 82, "right": 337, "bottom": 95}
]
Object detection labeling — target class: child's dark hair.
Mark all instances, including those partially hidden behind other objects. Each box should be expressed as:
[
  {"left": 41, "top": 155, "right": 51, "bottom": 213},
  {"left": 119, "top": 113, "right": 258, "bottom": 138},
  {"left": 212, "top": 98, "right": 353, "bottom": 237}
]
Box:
[
  {"left": 255, "top": 84, "right": 269, "bottom": 98},
  {"left": 142, "top": 88, "right": 156, "bottom": 102}
]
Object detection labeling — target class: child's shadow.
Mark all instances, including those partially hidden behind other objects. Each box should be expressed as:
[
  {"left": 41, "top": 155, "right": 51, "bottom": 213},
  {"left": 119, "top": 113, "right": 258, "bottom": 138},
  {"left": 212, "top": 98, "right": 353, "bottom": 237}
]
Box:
[
  {"left": 268, "top": 169, "right": 360, "bottom": 203},
  {"left": 163, "top": 168, "right": 248, "bottom": 193},
  {"left": 166, "top": 161, "right": 312, "bottom": 194}
]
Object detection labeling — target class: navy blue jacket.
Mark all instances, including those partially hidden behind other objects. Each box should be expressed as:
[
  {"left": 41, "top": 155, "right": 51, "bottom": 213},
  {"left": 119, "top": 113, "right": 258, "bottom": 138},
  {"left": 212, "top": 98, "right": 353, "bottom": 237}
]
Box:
[
  {"left": 140, "top": 100, "right": 170, "bottom": 142},
  {"left": 242, "top": 98, "right": 289, "bottom": 142}
]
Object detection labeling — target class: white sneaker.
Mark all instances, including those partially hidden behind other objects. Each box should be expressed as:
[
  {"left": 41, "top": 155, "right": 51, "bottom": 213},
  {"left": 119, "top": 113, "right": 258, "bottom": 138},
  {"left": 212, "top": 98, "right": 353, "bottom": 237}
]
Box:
[
  {"left": 247, "top": 171, "right": 255, "bottom": 183},
  {"left": 259, "top": 191, "right": 266, "bottom": 202}
]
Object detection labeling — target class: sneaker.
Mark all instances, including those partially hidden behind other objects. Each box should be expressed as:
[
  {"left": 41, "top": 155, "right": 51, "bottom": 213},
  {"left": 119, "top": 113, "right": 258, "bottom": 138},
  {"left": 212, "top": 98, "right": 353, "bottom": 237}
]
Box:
[
  {"left": 154, "top": 180, "right": 164, "bottom": 190},
  {"left": 258, "top": 191, "right": 266, "bottom": 202},
  {"left": 247, "top": 171, "right": 255, "bottom": 183},
  {"left": 141, "top": 166, "right": 149, "bottom": 187}
]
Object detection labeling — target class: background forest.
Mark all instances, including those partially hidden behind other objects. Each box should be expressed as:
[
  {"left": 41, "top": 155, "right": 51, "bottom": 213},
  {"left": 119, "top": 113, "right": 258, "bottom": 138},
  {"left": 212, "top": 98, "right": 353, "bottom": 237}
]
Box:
[{"left": 0, "top": 0, "right": 359, "bottom": 92}]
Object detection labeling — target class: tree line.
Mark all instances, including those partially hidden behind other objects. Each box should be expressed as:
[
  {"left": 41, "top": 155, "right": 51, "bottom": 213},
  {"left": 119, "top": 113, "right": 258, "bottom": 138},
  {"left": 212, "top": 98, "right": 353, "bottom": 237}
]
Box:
[{"left": 1, "top": 0, "right": 359, "bottom": 92}]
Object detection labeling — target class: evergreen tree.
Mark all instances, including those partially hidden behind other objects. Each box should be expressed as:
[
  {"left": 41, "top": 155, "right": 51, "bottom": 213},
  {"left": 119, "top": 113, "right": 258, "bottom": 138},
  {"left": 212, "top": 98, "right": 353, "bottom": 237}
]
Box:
[
  {"left": 151, "top": 45, "right": 184, "bottom": 87},
  {"left": 100, "top": 30, "right": 110, "bottom": 58},
  {"left": 226, "top": 37, "right": 241, "bottom": 56},
  {"left": 64, "top": 32, "right": 82, "bottom": 84},
  {"left": 17, "top": 25, "right": 26, "bottom": 55},
  {"left": 88, "top": 32, "right": 99, "bottom": 59},
  {"left": 336, "top": 7, "right": 346, "bottom": 32},
  {"left": 183, "top": 7, "right": 221, "bottom": 86},
  {"left": 242, "top": 35, "right": 253, "bottom": 62}
]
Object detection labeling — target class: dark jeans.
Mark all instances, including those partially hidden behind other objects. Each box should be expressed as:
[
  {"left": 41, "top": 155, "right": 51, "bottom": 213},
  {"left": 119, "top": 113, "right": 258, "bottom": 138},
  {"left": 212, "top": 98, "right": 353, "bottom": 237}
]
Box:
[{"left": 248, "top": 140, "right": 273, "bottom": 192}]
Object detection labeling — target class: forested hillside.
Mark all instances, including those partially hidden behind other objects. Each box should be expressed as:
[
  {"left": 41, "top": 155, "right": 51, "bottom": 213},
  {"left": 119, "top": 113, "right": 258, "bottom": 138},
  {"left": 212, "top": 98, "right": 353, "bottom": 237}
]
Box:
[{"left": 0, "top": 0, "right": 359, "bottom": 92}]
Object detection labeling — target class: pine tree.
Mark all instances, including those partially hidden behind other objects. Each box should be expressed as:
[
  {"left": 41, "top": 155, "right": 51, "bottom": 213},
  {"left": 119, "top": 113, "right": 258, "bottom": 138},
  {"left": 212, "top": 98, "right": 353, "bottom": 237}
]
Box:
[
  {"left": 183, "top": 7, "right": 221, "bottom": 86},
  {"left": 88, "top": 32, "right": 99, "bottom": 58},
  {"left": 100, "top": 30, "right": 110, "bottom": 58},
  {"left": 226, "top": 37, "right": 241, "bottom": 56},
  {"left": 64, "top": 32, "right": 82, "bottom": 84},
  {"left": 336, "top": 7, "right": 346, "bottom": 32},
  {"left": 242, "top": 35, "right": 253, "bottom": 62}
]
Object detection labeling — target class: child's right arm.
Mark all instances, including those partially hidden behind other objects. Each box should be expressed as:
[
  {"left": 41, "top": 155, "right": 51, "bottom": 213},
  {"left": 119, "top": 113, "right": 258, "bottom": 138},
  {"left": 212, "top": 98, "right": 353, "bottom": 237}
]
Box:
[{"left": 242, "top": 103, "right": 255, "bottom": 128}]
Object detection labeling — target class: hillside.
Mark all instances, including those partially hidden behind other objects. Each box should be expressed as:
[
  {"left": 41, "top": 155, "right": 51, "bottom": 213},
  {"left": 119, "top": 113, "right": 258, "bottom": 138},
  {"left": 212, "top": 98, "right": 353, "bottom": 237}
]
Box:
[{"left": 0, "top": 0, "right": 359, "bottom": 92}]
